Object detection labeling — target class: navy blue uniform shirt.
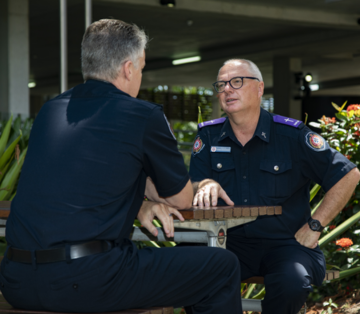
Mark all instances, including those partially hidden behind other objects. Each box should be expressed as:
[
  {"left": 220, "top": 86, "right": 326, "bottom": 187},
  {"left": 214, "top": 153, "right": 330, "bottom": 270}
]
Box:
[
  {"left": 189, "top": 108, "right": 356, "bottom": 239},
  {"left": 6, "top": 79, "right": 189, "bottom": 250}
]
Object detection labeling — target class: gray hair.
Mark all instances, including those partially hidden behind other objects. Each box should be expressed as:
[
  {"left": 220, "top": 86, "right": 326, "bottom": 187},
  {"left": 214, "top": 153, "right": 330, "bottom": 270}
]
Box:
[
  {"left": 218, "top": 59, "right": 263, "bottom": 82},
  {"left": 81, "top": 19, "right": 148, "bottom": 81}
]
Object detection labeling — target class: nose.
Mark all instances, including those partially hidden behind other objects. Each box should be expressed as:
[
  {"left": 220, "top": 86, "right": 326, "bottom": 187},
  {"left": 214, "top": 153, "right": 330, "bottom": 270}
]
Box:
[{"left": 224, "top": 81, "right": 233, "bottom": 92}]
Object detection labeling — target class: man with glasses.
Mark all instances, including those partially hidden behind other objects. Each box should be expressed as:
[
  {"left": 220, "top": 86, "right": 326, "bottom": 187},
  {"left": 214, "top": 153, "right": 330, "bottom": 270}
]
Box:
[{"left": 189, "top": 59, "right": 360, "bottom": 314}]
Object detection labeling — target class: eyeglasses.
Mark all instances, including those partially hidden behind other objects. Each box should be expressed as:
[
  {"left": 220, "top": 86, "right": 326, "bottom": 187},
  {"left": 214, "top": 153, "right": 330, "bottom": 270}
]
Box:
[{"left": 212, "top": 76, "right": 260, "bottom": 93}]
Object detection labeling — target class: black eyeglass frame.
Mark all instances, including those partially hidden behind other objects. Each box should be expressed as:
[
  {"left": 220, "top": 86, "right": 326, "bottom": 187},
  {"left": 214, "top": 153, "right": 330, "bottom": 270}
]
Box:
[{"left": 212, "top": 76, "right": 260, "bottom": 93}]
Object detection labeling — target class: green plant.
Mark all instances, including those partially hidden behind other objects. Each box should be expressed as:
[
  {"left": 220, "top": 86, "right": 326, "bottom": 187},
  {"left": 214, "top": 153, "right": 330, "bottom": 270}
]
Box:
[
  {"left": 320, "top": 298, "right": 338, "bottom": 314},
  {"left": 308, "top": 102, "right": 360, "bottom": 301}
]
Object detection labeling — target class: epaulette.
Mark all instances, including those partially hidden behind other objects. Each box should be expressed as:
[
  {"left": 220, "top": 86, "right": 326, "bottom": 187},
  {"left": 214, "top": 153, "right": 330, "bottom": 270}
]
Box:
[
  {"left": 273, "top": 115, "right": 303, "bottom": 128},
  {"left": 198, "top": 117, "right": 226, "bottom": 129}
]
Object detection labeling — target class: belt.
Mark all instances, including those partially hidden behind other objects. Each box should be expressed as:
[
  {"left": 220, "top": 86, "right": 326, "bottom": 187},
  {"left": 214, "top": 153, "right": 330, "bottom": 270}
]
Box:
[{"left": 7, "top": 240, "right": 114, "bottom": 264}]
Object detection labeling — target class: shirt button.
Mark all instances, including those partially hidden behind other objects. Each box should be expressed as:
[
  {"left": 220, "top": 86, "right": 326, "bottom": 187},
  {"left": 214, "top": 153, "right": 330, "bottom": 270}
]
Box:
[
  {"left": 217, "top": 163, "right": 222, "bottom": 169},
  {"left": 73, "top": 284, "right": 78, "bottom": 289},
  {"left": 244, "top": 199, "right": 247, "bottom": 202},
  {"left": 243, "top": 151, "right": 246, "bottom": 155},
  {"left": 243, "top": 176, "right": 246, "bottom": 179},
  {"left": 274, "top": 165, "right": 279, "bottom": 171}
]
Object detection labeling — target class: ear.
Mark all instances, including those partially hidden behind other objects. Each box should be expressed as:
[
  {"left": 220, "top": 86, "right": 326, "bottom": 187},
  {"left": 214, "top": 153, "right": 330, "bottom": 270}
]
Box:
[
  {"left": 123, "top": 60, "right": 133, "bottom": 81},
  {"left": 258, "top": 81, "right": 264, "bottom": 98}
]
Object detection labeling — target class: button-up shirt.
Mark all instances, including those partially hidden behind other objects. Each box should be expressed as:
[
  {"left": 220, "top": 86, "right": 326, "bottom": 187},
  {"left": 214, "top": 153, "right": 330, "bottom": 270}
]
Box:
[{"left": 189, "top": 108, "right": 356, "bottom": 239}]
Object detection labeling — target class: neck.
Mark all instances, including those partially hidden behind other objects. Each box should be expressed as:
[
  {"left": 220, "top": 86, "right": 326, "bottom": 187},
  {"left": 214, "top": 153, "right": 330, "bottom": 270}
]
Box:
[{"left": 228, "top": 106, "right": 261, "bottom": 146}]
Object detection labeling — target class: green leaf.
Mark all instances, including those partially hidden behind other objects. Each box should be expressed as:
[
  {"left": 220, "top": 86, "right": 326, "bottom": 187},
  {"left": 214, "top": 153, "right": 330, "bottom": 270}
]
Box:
[
  {"left": 244, "top": 283, "right": 256, "bottom": 299},
  {"left": 310, "top": 184, "right": 321, "bottom": 202},
  {"left": 251, "top": 286, "right": 266, "bottom": 300},
  {"left": 0, "top": 147, "right": 27, "bottom": 201},
  {"left": 335, "top": 112, "right": 348, "bottom": 121},
  {"left": 0, "top": 115, "right": 13, "bottom": 157},
  {"left": 0, "top": 130, "right": 22, "bottom": 171}
]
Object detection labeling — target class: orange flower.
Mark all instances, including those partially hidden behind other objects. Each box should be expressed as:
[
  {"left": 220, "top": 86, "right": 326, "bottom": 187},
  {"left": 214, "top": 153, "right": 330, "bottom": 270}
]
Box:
[
  {"left": 347, "top": 104, "right": 360, "bottom": 111},
  {"left": 336, "top": 238, "right": 353, "bottom": 248},
  {"left": 329, "top": 225, "right": 336, "bottom": 230},
  {"left": 320, "top": 115, "right": 336, "bottom": 125}
]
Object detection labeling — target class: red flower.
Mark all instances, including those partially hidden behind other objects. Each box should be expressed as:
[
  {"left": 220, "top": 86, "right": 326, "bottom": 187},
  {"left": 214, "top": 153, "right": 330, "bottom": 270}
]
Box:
[
  {"left": 336, "top": 238, "right": 353, "bottom": 248},
  {"left": 344, "top": 155, "right": 351, "bottom": 160},
  {"left": 329, "top": 225, "right": 336, "bottom": 230},
  {"left": 347, "top": 104, "right": 360, "bottom": 111}
]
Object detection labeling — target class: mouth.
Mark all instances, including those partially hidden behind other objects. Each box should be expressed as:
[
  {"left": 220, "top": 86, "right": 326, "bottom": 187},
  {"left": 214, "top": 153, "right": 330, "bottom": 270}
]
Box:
[{"left": 225, "top": 98, "right": 237, "bottom": 104}]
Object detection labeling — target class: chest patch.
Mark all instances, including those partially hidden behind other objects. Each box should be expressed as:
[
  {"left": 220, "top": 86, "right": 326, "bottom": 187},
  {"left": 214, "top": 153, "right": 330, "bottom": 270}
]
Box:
[
  {"left": 211, "top": 146, "right": 231, "bottom": 153},
  {"left": 193, "top": 135, "right": 205, "bottom": 156},
  {"left": 198, "top": 117, "right": 226, "bottom": 129},
  {"left": 305, "top": 132, "right": 326, "bottom": 151}
]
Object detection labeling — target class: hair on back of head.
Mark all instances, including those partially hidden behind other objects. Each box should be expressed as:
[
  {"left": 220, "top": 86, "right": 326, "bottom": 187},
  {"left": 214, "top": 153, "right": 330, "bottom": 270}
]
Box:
[
  {"left": 81, "top": 19, "right": 148, "bottom": 82},
  {"left": 218, "top": 59, "right": 263, "bottom": 82}
]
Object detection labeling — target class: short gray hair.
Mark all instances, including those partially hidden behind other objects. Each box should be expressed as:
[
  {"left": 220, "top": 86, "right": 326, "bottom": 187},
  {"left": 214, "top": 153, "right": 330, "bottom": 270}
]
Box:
[
  {"left": 81, "top": 19, "right": 148, "bottom": 81},
  {"left": 218, "top": 59, "right": 263, "bottom": 82}
]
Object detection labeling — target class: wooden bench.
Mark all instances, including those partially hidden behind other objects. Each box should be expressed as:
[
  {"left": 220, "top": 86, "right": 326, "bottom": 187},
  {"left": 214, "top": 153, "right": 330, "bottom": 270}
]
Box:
[{"left": 0, "top": 294, "right": 173, "bottom": 314}]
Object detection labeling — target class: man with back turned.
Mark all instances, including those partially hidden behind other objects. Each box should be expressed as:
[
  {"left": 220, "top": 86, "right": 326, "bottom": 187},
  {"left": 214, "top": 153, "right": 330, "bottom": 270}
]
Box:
[
  {"left": 1, "top": 20, "right": 242, "bottom": 314},
  {"left": 190, "top": 58, "right": 360, "bottom": 314}
]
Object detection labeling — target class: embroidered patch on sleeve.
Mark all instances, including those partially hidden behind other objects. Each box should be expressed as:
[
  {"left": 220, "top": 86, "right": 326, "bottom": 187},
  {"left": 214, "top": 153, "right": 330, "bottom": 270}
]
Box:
[
  {"left": 192, "top": 135, "right": 205, "bottom": 156},
  {"left": 305, "top": 132, "right": 326, "bottom": 151},
  {"left": 163, "top": 114, "right": 176, "bottom": 140}
]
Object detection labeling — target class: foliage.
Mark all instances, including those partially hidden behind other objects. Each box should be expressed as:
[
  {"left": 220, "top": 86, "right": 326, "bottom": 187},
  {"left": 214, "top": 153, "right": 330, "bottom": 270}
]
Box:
[
  {"left": 0, "top": 115, "right": 33, "bottom": 255},
  {"left": 308, "top": 102, "right": 360, "bottom": 302},
  {"left": 321, "top": 298, "right": 338, "bottom": 314}
]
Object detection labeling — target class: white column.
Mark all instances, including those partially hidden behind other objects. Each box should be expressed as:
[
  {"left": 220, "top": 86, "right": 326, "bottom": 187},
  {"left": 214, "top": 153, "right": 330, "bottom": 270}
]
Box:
[
  {"left": 0, "top": 0, "right": 29, "bottom": 116},
  {"left": 60, "top": 0, "right": 68, "bottom": 93},
  {"left": 85, "top": 0, "right": 92, "bottom": 28}
]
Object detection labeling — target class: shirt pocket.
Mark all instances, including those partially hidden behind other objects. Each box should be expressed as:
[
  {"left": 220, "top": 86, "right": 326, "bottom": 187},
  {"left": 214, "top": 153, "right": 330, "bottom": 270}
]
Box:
[
  {"left": 211, "top": 156, "right": 236, "bottom": 197},
  {"left": 259, "top": 160, "right": 292, "bottom": 198}
]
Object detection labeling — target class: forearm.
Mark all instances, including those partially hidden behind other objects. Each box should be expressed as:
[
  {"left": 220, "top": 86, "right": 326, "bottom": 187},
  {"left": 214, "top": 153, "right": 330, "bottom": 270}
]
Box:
[
  {"left": 313, "top": 167, "right": 360, "bottom": 226},
  {"left": 145, "top": 177, "right": 193, "bottom": 209}
]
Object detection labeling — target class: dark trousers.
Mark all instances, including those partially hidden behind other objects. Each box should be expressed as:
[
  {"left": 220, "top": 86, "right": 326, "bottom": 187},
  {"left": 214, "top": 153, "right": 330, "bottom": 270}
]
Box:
[
  {"left": 227, "top": 233, "right": 326, "bottom": 314},
  {"left": 0, "top": 240, "right": 241, "bottom": 314}
]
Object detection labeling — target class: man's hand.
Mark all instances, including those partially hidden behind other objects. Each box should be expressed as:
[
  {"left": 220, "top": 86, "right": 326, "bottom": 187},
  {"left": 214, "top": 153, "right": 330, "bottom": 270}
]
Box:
[
  {"left": 137, "top": 201, "right": 185, "bottom": 238},
  {"left": 193, "top": 179, "right": 234, "bottom": 207},
  {"left": 295, "top": 223, "right": 321, "bottom": 249}
]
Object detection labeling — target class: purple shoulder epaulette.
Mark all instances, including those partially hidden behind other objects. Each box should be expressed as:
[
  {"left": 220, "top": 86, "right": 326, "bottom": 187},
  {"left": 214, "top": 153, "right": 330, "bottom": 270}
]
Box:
[
  {"left": 198, "top": 117, "right": 226, "bottom": 129},
  {"left": 273, "top": 115, "right": 302, "bottom": 128}
]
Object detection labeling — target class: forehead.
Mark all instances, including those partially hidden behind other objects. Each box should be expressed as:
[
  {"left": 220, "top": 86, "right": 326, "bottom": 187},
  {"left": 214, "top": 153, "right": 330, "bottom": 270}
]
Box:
[{"left": 218, "top": 62, "right": 250, "bottom": 80}]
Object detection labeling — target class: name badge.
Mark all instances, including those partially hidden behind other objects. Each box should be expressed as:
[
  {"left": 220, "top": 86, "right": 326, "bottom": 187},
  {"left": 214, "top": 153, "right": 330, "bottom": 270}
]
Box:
[{"left": 211, "top": 146, "right": 231, "bottom": 153}]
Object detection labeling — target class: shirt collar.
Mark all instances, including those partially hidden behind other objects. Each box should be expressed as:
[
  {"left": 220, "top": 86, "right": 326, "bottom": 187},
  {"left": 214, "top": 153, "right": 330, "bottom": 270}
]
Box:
[
  {"left": 85, "top": 79, "right": 131, "bottom": 97},
  {"left": 218, "top": 107, "right": 271, "bottom": 143}
]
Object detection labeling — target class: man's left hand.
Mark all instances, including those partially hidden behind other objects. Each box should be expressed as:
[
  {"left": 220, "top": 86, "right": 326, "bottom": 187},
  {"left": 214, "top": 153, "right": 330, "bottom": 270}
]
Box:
[
  {"left": 295, "top": 223, "right": 321, "bottom": 249},
  {"left": 137, "top": 201, "right": 185, "bottom": 238}
]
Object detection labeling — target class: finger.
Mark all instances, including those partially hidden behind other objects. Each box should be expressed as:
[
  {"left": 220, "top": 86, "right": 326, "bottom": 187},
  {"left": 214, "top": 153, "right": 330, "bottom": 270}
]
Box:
[
  {"left": 193, "top": 193, "right": 198, "bottom": 206},
  {"left": 171, "top": 209, "right": 185, "bottom": 222},
  {"left": 210, "top": 186, "right": 219, "bottom": 206},
  {"left": 141, "top": 219, "right": 158, "bottom": 237},
  {"left": 219, "top": 188, "right": 234, "bottom": 206},
  {"left": 203, "top": 187, "right": 211, "bottom": 207},
  {"left": 197, "top": 189, "right": 205, "bottom": 207}
]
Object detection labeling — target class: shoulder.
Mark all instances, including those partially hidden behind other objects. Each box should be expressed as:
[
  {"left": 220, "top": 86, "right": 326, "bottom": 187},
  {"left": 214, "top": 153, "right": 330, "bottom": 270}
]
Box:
[
  {"left": 271, "top": 113, "right": 305, "bottom": 140},
  {"left": 198, "top": 117, "right": 226, "bottom": 129}
]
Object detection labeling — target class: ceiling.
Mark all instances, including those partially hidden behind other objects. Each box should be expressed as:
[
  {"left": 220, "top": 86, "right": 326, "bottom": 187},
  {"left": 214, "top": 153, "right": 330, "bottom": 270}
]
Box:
[{"left": 29, "top": 0, "right": 360, "bottom": 96}]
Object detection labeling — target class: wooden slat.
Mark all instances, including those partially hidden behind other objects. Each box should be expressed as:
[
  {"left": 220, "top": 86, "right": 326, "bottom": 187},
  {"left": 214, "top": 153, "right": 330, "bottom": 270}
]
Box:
[
  {"left": 266, "top": 206, "right": 274, "bottom": 215},
  {"left": 275, "top": 206, "right": 282, "bottom": 215},
  {"left": 233, "top": 207, "right": 242, "bottom": 217},
  {"left": 259, "top": 207, "right": 267, "bottom": 216},
  {"left": 203, "top": 208, "right": 214, "bottom": 219},
  {"left": 242, "top": 207, "right": 250, "bottom": 217},
  {"left": 0, "top": 296, "right": 173, "bottom": 314},
  {"left": 214, "top": 208, "right": 224, "bottom": 219},
  {"left": 250, "top": 207, "right": 258, "bottom": 216},
  {"left": 242, "top": 277, "right": 264, "bottom": 284},
  {"left": 223, "top": 207, "right": 232, "bottom": 218}
]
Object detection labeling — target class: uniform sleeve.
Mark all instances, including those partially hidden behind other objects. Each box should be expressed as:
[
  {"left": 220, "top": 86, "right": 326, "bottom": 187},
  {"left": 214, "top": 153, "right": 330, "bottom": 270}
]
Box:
[
  {"left": 189, "top": 128, "right": 212, "bottom": 182},
  {"left": 298, "top": 126, "right": 357, "bottom": 193},
  {"left": 143, "top": 107, "right": 189, "bottom": 197}
]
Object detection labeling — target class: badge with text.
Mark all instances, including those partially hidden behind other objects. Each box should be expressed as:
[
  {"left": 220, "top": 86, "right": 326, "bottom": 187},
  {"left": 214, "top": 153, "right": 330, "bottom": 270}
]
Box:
[
  {"left": 193, "top": 136, "right": 205, "bottom": 156},
  {"left": 211, "top": 146, "right": 231, "bottom": 153},
  {"left": 305, "top": 132, "right": 326, "bottom": 151}
]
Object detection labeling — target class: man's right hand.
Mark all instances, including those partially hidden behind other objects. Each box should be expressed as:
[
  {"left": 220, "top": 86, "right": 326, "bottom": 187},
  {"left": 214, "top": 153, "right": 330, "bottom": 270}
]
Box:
[
  {"left": 137, "top": 200, "right": 185, "bottom": 238},
  {"left": 193, "top": 179, "right": 234, "bottom": 207}
]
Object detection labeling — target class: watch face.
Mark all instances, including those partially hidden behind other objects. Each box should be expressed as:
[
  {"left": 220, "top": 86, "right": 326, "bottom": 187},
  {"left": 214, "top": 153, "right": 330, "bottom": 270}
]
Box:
[{"left": 310, "top": 220, "right": 320, "bottom": 231}]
